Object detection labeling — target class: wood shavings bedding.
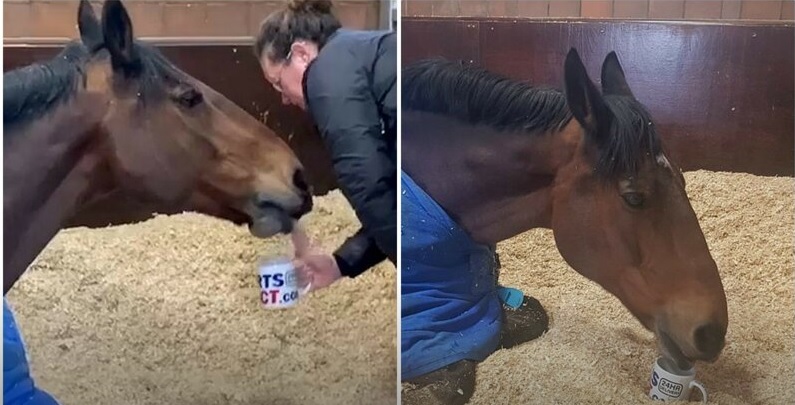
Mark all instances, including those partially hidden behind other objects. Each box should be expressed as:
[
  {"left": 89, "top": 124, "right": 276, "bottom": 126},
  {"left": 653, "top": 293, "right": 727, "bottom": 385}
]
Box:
[{"left": 7, "top": 190, "right": 397, "bottom": 405}]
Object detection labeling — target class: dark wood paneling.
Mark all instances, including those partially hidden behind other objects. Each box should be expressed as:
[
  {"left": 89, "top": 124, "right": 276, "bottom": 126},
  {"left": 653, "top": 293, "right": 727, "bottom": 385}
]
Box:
[
  {"left": 3, "top": 42, "right": 339, "bottom": 195},
  {"left": 400, "top": 0, "right": 794, "bottom": 20},
  {"left": 402, "top": 17, "right": 795, "bottom": 177},
  {"left": 401, "top": 19, "right": 481, "bottom": 65}
]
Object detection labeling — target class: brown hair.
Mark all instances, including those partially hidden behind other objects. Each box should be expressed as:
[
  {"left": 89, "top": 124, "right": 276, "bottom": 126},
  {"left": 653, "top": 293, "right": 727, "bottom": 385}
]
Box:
[{"left": 253, "top": 0, "right": 342, "bottom": 62}]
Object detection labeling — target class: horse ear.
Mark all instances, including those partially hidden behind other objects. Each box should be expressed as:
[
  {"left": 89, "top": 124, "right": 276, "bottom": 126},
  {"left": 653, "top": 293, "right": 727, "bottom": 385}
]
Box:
[
  {"left": 77, "top": 0, "right": 103, "bottom": 52},
  {"left": 601, "top": 51, "right": 634, "bottom": 98},
  {"left": 563, "top": 48, "right": 610, "bottom": 140},
  {"left": 101, "top": 0, "right": 138, "bottom": 73}
]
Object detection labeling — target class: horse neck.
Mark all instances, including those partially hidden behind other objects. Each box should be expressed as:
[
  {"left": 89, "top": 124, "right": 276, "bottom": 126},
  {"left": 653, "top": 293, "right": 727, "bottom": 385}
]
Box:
[
  {"left": 402, "top": 111, "right": 579, "bottom": 245},
  {"left": 3, "top": 93, "right": 111, "bottom": 293}
]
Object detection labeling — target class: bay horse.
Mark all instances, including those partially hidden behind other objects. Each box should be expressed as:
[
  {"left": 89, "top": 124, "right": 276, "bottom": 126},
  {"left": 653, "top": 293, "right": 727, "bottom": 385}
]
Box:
[
  {"left": 4, "top": 0, "right": 312, "bottom": 294},
  {"left": 401, "top": 49, "right": 728, "bottom": 372}
]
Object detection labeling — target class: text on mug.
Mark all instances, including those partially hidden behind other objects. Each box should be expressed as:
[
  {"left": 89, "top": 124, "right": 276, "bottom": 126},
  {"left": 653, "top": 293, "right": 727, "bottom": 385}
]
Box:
[
  {"left": 659, "top": 378, "right": 684, "bottom": 397},
  {"left": 261, "top": 290, "right": 300, "bottom": 305}
]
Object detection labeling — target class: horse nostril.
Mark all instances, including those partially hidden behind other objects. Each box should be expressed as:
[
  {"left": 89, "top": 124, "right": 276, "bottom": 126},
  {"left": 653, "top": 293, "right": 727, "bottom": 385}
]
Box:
[
  {"left": 253, "top": 193, "right": 273, "bottom": 210},
  {"left": 694, "top": 322, "right": 725, "bottom": 360},
  {"left": 293, "top": 169, "right": 310, "bottom": 194}
]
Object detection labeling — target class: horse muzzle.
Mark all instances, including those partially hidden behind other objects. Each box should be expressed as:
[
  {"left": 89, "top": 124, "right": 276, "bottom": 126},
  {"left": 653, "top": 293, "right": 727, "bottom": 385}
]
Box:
[
  {"left": 245, "top": 192, "right": 313, "bottom": 238},
  {"left": 656, "top": 320, "right": 726, "bottom": 370}
]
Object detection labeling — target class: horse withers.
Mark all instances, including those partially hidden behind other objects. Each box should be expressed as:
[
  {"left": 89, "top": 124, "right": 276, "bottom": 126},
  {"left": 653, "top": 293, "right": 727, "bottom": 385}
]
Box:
[
  {"left": 401, "top": 48, "right": 728, "bottom": 383},
  {"left": 4, "top": 0, "right": 312, "bottom": 294}
]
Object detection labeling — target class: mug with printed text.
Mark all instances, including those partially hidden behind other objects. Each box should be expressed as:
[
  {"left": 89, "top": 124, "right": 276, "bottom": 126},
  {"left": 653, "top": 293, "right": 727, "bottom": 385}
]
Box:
[
  {"left": 257, "top": 257, "right": 311, "bottom": 309},
  {"left": 648, "top": 357, "right": 708, "bottom": 403}
]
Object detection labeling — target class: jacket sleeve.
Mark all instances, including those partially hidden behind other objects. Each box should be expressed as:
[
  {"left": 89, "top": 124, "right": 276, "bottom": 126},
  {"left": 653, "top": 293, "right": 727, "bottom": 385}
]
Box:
[
  {"left": 304, "top": 51, "right": 398, "bottom": 274},
  {"left": 333, "top": 227, "right": 388, "bottom": 278}
]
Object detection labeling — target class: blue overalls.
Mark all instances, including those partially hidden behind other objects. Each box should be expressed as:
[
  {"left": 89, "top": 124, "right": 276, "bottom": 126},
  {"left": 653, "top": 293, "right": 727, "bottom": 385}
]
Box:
[
  {"left": 4, "top": 298, "right": 60, "bottom": 405},
  {"left": 401, "top": 170, "right": 503, "bottom": 380}
]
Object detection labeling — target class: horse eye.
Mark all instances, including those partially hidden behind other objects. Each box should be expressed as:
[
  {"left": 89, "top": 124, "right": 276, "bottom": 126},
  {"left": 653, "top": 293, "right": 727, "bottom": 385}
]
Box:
[
  {"left": 622, "top": 192, "right": 645, "bottom": 208},
  {"left": 175, "top": 87, "right": 204, "bottom": 108}
]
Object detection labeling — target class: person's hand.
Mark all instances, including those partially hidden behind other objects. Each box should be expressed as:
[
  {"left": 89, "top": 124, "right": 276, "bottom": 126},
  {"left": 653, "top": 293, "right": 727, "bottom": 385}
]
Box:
[{"left": 291, "top": 224, "right": 343, "bottom": 292}]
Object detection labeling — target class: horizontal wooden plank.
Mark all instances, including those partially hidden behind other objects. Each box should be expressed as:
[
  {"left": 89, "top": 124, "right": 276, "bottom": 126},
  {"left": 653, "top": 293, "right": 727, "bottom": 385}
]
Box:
[{"left": 4, "top": 0, "right": 383, "bottom": 38}]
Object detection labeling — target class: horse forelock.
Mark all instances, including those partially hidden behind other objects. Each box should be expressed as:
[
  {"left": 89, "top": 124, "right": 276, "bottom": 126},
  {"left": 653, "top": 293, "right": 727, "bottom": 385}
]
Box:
[{"left": 593, "top": 95, "right": 663, "bottom": 180}]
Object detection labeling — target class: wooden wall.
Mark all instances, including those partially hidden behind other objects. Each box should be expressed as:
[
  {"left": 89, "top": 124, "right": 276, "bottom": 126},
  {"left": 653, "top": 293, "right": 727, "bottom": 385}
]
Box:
[
  {"left": 4, "top": 0, "right": 383, "bottom": 38},
  {"left": 402, "top": 17, "right": 794, "bottom": 177},
  {"left": 403, "top": 0, "right": 794, "bottom": 20}
]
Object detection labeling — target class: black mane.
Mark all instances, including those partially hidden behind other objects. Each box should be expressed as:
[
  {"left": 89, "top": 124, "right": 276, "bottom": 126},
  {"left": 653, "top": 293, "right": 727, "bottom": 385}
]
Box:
[
  {"left": 402, "top": 59, "right": 573, "bottom": 135},
  {"left": 4, "top": 41, "right": 91, "bottom": 129},
  {"left": 402, "top": 58, "right": 662, "bottom": 178},
  {"left": 4, "top": 39, "right": 191, "bottom": 132}
]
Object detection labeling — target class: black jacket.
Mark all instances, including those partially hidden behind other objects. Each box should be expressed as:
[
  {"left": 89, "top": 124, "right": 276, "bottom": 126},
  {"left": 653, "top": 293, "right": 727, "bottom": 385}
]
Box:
[{"left": 303, "top": 28, "right": 397, "bottom": 277}]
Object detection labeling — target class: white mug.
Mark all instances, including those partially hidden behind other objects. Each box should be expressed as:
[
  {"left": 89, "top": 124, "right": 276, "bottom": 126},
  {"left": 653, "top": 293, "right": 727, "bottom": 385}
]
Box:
[
  {"left": 257, "top": 257, "right": 311, "bottom": 309},
  {"left": 648, "top": 357, "right": 708, "bottom": 403}
]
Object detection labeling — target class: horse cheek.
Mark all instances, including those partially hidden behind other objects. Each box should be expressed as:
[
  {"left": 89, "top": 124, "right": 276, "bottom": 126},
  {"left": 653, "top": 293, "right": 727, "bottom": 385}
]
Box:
[{"left": 107, "top": 121, "right": 196, "bottom": 203}]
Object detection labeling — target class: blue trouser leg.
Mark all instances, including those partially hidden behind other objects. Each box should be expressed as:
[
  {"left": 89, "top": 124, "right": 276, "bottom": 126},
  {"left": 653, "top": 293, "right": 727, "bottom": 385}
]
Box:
[
  {"left": 3, "top": 299, "right": 60, "bottom": 405},
  {"left": 400, "top": 172, "right": 503, "bottom": 380},
  {"left": 401, "top": 247, "right": 503, "bottom": 380}
]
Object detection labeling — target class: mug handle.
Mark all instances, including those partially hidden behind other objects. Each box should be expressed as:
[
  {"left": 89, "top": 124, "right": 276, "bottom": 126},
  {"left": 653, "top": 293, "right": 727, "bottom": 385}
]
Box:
[
  {"left": 301, "top": 280, "right": 313, "bottom": 295},
  {"left": 299, "top": 268, "right": 313, "bottom": 296},
  {"left": 690, "top": 381, "right": 708, "bottom": 403},
  {"left": 290, "top": 259, "right": 313, "bottom": 296}
]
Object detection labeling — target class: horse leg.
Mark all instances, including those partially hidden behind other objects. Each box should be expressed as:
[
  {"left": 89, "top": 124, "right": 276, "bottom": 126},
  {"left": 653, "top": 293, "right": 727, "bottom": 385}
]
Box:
[{"left": 3, "top": 299, "right": 60, "bottom": 405}]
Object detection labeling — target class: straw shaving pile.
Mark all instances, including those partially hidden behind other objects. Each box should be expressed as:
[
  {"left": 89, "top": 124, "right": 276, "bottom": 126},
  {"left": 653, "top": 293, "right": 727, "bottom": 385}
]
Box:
[
  {"left": 6, "top": 190, "right": 397, "bottom": 405},
  {"left": 465, "top": 170, "right": 794, "bottom": 404}
]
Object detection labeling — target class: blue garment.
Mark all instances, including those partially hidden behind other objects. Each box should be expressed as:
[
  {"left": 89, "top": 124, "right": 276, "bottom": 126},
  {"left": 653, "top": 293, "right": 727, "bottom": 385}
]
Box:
[
  {"left": 4, "top": 298, "right": 60, "bottom": 405},
  {"left": 401, "top": 171, "right": 502, "bottom": 380}
]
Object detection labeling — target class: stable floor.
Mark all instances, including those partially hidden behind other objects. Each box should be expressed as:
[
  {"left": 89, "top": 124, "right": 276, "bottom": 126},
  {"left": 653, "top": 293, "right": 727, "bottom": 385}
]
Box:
[{"left": 7, "top": 191, "right": 397, "bottom": 405}]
